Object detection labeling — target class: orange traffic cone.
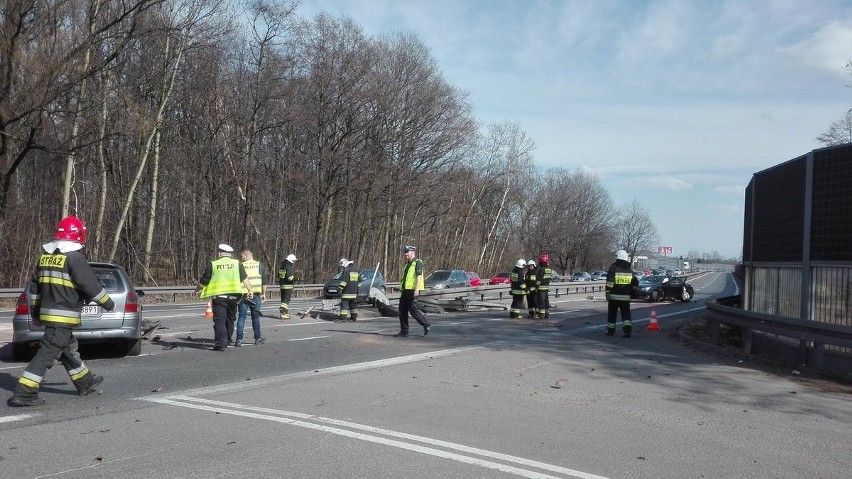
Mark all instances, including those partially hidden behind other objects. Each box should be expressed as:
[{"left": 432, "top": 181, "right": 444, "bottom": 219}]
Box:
[
  {"left": 647, "top": 308, "right": 661, "bottom": 331},
  {"left": 203, "top": 298, "right": 214, "bottom": 318}
]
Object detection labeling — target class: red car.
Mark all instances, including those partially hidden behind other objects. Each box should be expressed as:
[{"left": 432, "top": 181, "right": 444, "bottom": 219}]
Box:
[
  {"left": 489, "top": 272, "right": 511, "bottom": 285},
  {"left": 465, "top": 271, "right": 482, "bottom": 287}
]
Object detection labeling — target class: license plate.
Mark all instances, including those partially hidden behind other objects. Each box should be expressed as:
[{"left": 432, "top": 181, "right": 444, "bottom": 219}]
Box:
[
  {"left": 328, "top": 288, "right": 337, "bottom": 293},
  {"left": 82, "top": 305, "right": 101, "bottom": 316}
]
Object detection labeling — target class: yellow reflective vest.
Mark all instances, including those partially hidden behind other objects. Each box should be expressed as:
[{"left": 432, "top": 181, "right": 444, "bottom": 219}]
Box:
[
  {"left": 242, "top": 259, "right": 263, "bottom": 293},
  {"left": 201, "top": 257, "right": 243, "bottom": 298},
  {"left": 401, "top": 259, "right": 424, "bottom": 291}
]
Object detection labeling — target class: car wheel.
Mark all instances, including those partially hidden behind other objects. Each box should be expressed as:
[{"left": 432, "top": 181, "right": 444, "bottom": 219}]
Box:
[
  {"left": 649, "top": 290, "right": 658, "bottom": 302},
  {"left": 681, "top": 289, "right": 691, "bottom": 302},
  {"left": 125, "top": 339, "right": 142, "bottom": 356}
]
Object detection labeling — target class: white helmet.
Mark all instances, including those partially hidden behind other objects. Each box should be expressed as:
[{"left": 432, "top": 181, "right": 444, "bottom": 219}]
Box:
[
  {"left": 615, "top": 250, "right": 629, "bottom": 262},
  {"left": 339, "top": 258, "right": 348, "bottom": 267},
  {"left": 515, "top": 259, "right": 526, "bottom": 268},
  {"left": 286, "top": 254, "right": 297, "bottom": 262},
  {"left": 527, "top": 260, "right": 536, "bottom": 266}
]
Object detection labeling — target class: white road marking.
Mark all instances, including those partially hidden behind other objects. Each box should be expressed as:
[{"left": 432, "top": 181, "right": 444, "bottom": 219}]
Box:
[
  {"left": 144, "top": 395, "right": 609, "bottom": 479},
  {"left": 289, "top": 336, "right": 330, "bottom": 342},
  {"left": 0, "top": 413, "right": 35, "bottom": 423}
]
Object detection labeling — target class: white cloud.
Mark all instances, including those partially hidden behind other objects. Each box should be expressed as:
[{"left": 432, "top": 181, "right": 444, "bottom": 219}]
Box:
[
  {"left": 781, "top": 20, "right": 852, "bottom": 76},
  {"left": 713, "top": 185, "right": 746, "bottom": 196},
  {"left": 643, "top": 176, "right": 693, "bottom": 192}
]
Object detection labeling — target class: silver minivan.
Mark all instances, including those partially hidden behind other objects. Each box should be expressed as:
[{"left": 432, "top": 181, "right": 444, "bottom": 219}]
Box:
[{"left": 12, "top": 262, "right": 144, "bottom": 360}]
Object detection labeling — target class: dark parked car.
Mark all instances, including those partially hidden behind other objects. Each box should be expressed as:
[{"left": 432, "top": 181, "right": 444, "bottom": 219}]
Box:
[
  {"left": 590, "top": 271, "right": 607, "bottom": 281},
  {"left": 489, "top": 272, "right": 512, "bottom": 285},
  {"left": 12, "top": 262, "right": 144, "bottom": 360},
  {"left": 424, "top": 269, "right": 471, "bottom": 290},
  {"left": 633, "top": 275, "right": 694, "bottom": 302},
  {"left": 569, "top": 272, "right": 591, "bottom": 282},
  {"left": 323, "top": 269, "right": 386, "bottom": 299},
  {"left": 465, "top": 271, "right": 482, "bottom": 287}
]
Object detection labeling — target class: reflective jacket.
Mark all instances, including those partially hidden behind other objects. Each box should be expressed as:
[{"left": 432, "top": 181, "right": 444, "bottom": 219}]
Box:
[
  {"left": 30, "top": 242, "right": 114, "bottom": 326},
  {"left": 605, "top": 259, "right": 638, "bottom": 301},
  {"left": 537, "top": 265, "right": 552, "bottom": 291},
  {"left": 242, "top": 259, "right": 263, "bottom": 294},
  {"left": 525, "top": 267, "right": 538, "bottom": 292},
  {"left": 339, "top": 265, "right": 359, "bottom": 299},
  {"left": 278, "top": 260, "right": 296, "bottom": 290},
  {"left": 200, "top": 257, "right": 245, "bottom": 298},
  {"left": 401, "top": 259, "right": 424, "bottom": 291},
  {"left": 510, "top": 266, "right": 527, "bottom": 295}
]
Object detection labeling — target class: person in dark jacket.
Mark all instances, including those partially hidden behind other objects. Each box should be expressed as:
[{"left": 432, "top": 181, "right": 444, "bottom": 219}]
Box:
[
  {"left": 509, "top": 259, "right": 527, "bottom": 318},
  {"left": 338, "top": 259, "right": 359, "bottom": 321},
  {"left": 605, "top": 249, "right": 639, "bottom": 338},
  {"left": 525, "top": 260, "right": 539, "bottom": 318},
  {"left": 277, "top": 254, "right": 297, "bottom": 319},
  {"left": 536, "top": 253, "right": 553, "bottom": 318},
  {"left": 8, "top": 216, "right": 116, "bottom": 407}
]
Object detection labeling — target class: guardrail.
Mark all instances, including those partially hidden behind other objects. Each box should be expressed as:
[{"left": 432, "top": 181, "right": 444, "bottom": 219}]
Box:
[
  {"left": 704, "top": 297, "right": 852, "bottom": 376},
  {"left": 0, "top": 280, "right": 610, "bottom": 302}
]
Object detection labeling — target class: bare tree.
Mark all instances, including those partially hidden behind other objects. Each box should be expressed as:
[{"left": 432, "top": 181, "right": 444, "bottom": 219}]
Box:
[
  {"left": 616, "top": 198, "right": 659, "bottom": 264},
  {"left": 817, "top": 108, "right": 852, "bottom": 147}
]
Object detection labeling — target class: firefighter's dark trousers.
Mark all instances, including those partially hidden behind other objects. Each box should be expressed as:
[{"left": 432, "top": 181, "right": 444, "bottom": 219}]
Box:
[
  {"left": 339, "top": 297, "right": 357, "bottom": 321},
  {"left": 12, "top": 325, "right": 99, "bottom": 400},
  {"left": 510, "top": 293, "right": 526, "bottom": 318},
  {"left": 606, "top": 300, "right": 633, "bottom": 335},
  {"left": 279, "top": 287, "right": 293, "bottom": 318}
]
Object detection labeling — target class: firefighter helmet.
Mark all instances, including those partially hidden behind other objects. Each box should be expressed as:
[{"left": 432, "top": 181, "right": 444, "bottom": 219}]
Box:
[
  {"left": 55, "top": 216, "right": 87, "bottom": 243},
  {"left": 515, "top": 259, "right": 526, "bottom": 268},
  {"left": 286, "top": 254, "right": 297, "bottom": 262},
  {"left": 539, "top": 253, "right": 549, "bottom": 264},
  {"left": 339, "top": 258, "right": 348, "bottom": 267},
  {"left": 527, "top": 260, "right": 536, "bottom": 266},
  {"left": 616, "top": 249, "right": 629, "bottom": 262}
]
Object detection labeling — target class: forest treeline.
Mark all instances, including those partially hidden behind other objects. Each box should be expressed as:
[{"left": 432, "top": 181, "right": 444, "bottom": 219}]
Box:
[{"left": 0, "top": 0, "right": 659, "bottom": 288}]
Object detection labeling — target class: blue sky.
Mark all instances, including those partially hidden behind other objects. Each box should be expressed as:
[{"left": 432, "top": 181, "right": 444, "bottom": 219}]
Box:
[{"left": 297, "top": 0, "right": 852, "bottom": 259}]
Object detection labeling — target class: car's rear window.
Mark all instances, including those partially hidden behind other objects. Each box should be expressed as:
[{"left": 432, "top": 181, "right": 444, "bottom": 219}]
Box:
[{"left": 93, "top": 268, "right": 125, "bottom": 293}]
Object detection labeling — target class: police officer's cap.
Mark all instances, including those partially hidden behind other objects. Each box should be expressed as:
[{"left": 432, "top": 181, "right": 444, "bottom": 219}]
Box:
[
  {"left": 218, "top": 243, "right": 234, "bottom": 253},
  {"left": 403, "top": 245, "right": 416, "bottom": 253}
]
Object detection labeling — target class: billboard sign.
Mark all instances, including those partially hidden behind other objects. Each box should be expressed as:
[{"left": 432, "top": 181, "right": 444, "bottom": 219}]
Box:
[{"left": 658, "top": 246, "right": 673, "bottom": 254}]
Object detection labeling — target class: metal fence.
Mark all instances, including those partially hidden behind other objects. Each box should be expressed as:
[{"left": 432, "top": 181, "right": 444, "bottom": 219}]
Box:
[{"left": 742, "top": 143, "right": 852, "bottom": 360}]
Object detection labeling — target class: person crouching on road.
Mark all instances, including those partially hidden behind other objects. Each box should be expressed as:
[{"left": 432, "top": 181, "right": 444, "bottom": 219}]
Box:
[
  {"left": 525, "top": 259, "right": 539, "bottom": 318},
  {"left": 509, "top": 259, "right": 527, "bottom": 318},
  {"left": 8, "top": 216, "right": 116, "bottom": 407},
  {"left": 338, "top": 259, "right": 359, "bottom": 321},
  {"left": 195, "top": 244, "right": 254, "bottom": 351},
  {"left": 396, "top": 245, "right": 431, "bottom": 337},
  {"left": 605, "top": 249, "right": 639, "bottom": 338}
]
